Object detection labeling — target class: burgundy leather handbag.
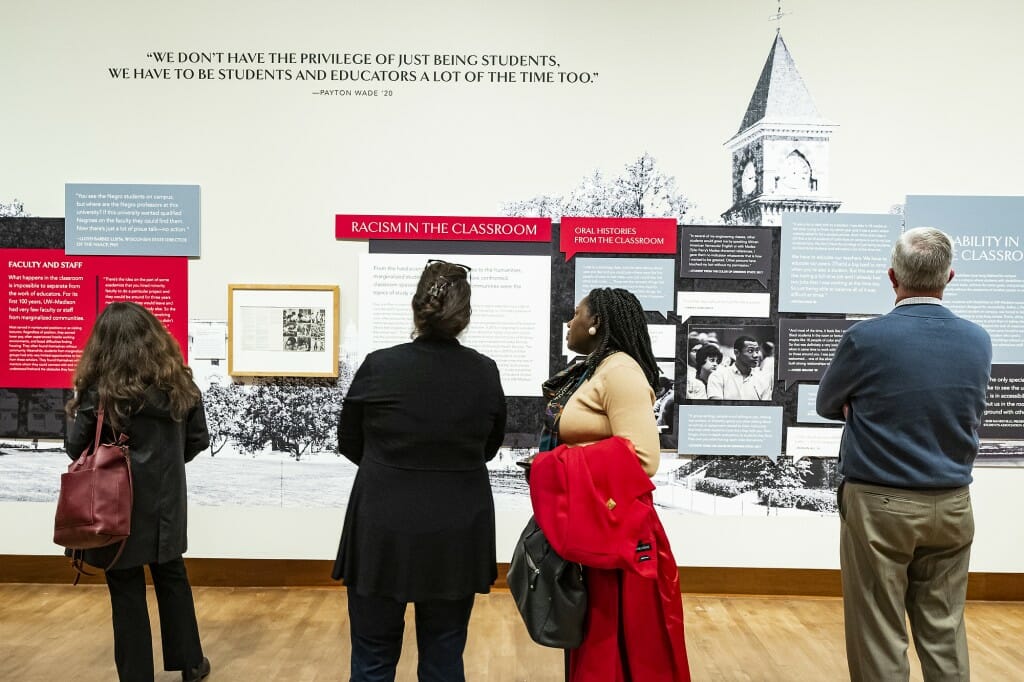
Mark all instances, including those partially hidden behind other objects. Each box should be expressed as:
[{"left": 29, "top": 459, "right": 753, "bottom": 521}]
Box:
[{"left": 54, "top": 409, "right": 132, "bottom": 580}]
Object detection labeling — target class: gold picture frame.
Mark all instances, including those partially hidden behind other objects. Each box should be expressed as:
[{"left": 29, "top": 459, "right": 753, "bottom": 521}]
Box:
[{"left": 227, "top": 284, "right": 340, "bottom": 377}]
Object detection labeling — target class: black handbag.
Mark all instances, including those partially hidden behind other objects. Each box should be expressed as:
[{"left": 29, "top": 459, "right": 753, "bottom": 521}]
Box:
[{"left": 507, "top": 515, "right": 586, "bottom": 649}]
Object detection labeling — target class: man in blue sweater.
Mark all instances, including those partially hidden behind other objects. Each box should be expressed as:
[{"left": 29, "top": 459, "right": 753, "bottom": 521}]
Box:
[{"left": 817, "top": 226, "right": 991, "bottom": 681}]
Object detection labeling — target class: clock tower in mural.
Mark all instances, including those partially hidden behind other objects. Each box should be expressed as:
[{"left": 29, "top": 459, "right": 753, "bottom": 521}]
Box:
[{"left": 722, "top": 33, "right": 841, "bottom": 226}]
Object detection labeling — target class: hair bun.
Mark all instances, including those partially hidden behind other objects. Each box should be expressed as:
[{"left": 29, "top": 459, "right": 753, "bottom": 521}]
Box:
[
  {"left": 412, "top": 265, "right": 471, "bottom": 339},
  {"left": 427, "top": 277, "right": 451, "bottom": 299}
]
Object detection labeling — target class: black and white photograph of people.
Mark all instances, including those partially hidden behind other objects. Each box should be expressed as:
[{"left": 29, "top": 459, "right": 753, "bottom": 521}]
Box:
[{"left": 686, "top": 328, "right": 775, "bottom": 401}]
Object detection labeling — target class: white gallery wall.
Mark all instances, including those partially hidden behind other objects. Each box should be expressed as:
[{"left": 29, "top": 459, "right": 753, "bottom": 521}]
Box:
[{"left": 3, "top": 0, "right": 1024, "bottom": 571}]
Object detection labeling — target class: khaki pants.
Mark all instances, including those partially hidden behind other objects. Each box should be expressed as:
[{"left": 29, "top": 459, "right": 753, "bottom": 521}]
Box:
[{"left": 839, "top": 481, "right": 973, "bottom": 682}]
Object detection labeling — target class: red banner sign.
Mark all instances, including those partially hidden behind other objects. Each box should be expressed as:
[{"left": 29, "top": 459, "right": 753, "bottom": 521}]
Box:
[
  {"left": 336, "top": 214, "right": 552, "bottom": 242},
  {"left": 1, "top": 249, "right": 188, "bottom": 389},
  {"left": 559, "top": 217, "right": 678, "bottom": 261}
]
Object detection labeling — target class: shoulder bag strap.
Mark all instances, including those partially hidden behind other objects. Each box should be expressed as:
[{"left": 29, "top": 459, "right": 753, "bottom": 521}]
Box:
[{"left": 93, "top": 409, "right": 105, "bottom": 454}]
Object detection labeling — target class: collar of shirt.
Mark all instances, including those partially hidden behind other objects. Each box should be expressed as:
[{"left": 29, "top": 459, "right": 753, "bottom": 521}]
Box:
[
  {"left": 896, "top": 296, "right": 944, "bottom": 307},
  {"left": 725, "top": 363, "right": 755, "bottom": 380}
]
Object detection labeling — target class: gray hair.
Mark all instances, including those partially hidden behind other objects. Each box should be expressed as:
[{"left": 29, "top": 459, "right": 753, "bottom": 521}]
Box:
[{"left": 891, "top": 227, "right": 953, "bottom": 291}]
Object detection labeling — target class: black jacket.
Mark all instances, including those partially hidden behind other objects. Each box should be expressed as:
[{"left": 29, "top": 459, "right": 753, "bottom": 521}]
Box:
[
  {"left": 65, "top": 385, "right": 210, "bottom": 569},
  {"left": 333, "top": 337, "right": 506, "bottom": 600}
]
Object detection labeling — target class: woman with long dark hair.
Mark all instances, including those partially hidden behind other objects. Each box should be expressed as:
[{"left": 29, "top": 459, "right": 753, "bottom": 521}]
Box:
[
  {"left": 65, "top": 301, "right": 211, "bottom": 682},
  {"left": 532, "top": 287, "right": 690, "bottom": 681},
  {"left": 333, "top": 260, "right": 506, "bottom": 681}
]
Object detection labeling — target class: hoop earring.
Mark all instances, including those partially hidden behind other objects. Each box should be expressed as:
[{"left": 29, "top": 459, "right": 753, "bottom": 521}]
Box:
[{"left": 588, "top": 326, "right": 597, "bottom": 336}]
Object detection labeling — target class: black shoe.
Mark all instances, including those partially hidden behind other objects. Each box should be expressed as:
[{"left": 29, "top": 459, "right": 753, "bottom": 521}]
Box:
[{"left": 182, "top": 657, "right": 211, "bottom": 681}]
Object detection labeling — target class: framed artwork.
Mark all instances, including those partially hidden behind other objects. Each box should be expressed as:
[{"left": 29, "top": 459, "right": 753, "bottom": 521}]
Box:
[{"left": 227, "top": 284, "right": 340, "bottom": 377}]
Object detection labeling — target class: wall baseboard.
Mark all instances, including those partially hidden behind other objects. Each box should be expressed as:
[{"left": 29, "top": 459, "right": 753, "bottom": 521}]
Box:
[{"left": 2, "top": 556, "right": 1020, "bottom": 600}]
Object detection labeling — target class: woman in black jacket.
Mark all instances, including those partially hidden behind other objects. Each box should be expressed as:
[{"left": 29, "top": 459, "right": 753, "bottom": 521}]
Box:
[
  {"left": 65, "top": 302, "right": 211, "bottom": 682},
  {"left": 333, "top": 260, "right": 506, "bottom": 682}
]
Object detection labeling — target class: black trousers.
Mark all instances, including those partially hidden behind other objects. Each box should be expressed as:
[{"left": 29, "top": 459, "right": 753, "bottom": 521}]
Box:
[
  {"left": 347, "top": 590, "right": 475, "bottom": 682},
  {"left": 103, "top": 557, "right": 204, "bottom": 682}
]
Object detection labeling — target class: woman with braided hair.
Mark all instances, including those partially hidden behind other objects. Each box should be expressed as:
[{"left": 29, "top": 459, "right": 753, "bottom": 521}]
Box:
[
  {"left": 541, "top": 287, "right": 661, "bottom": 473},
  {"left": 530, "top": 287, "right": 690, "bottom": 681},
  {"left": 333, "top": 260, "right": 506, "bottom": 681}
]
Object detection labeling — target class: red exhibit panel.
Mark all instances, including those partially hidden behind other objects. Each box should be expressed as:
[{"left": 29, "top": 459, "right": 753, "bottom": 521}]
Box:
[
  {"left": 560, "top": 216, "right": 677, "bottom": 260},
  {"left": 336, "top": 214, "right": 552, "bottom": 242},
  {"left": 2, "top": 249, "right": 187, "bottom": 389}
]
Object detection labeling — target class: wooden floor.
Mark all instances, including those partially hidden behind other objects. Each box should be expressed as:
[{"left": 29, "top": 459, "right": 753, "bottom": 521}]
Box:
[{"left": 2, "top": 584, "right": 1023, "bottom": 681}]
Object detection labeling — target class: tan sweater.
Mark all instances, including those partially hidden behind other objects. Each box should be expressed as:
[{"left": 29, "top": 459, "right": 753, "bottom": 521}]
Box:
[{"left": 558, "top": 352, "right": 660, "bottom": 476}]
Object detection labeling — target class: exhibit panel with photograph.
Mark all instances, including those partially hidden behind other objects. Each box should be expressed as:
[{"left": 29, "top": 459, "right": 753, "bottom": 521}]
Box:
[{"left": 3, "top": 212, "right": 1023, "bottom": 521}]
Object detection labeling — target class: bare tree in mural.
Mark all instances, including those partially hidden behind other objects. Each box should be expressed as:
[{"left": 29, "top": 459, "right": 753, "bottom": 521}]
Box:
[
  {"left": 615, "top": 152, "right": 692, "bottom": 218},
  {"left": 230, "top": 382, "right": 277, "bottom": 455},
  {"left": 218, "top": 380, "right": 339, "bottom": 459},
  {"left": 203, "top": 382, "right": 247, "bottom": 455},
  {"left": 199, "top": 357, "right": 355, "bottom": 460},
  {"left": 263, "top": 379, "right": 342, "bottom": 458},
  {"left": 501, "top": 153, "right": 693, "bottom": 221},
  {"left": 0, "top": 199, "right": 29, "bottom": 217}
]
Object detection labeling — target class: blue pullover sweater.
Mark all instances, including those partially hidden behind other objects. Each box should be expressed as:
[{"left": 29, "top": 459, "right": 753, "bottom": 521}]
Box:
[{"left": 816, "top": 303, "right": 991, "bottom": 488}]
